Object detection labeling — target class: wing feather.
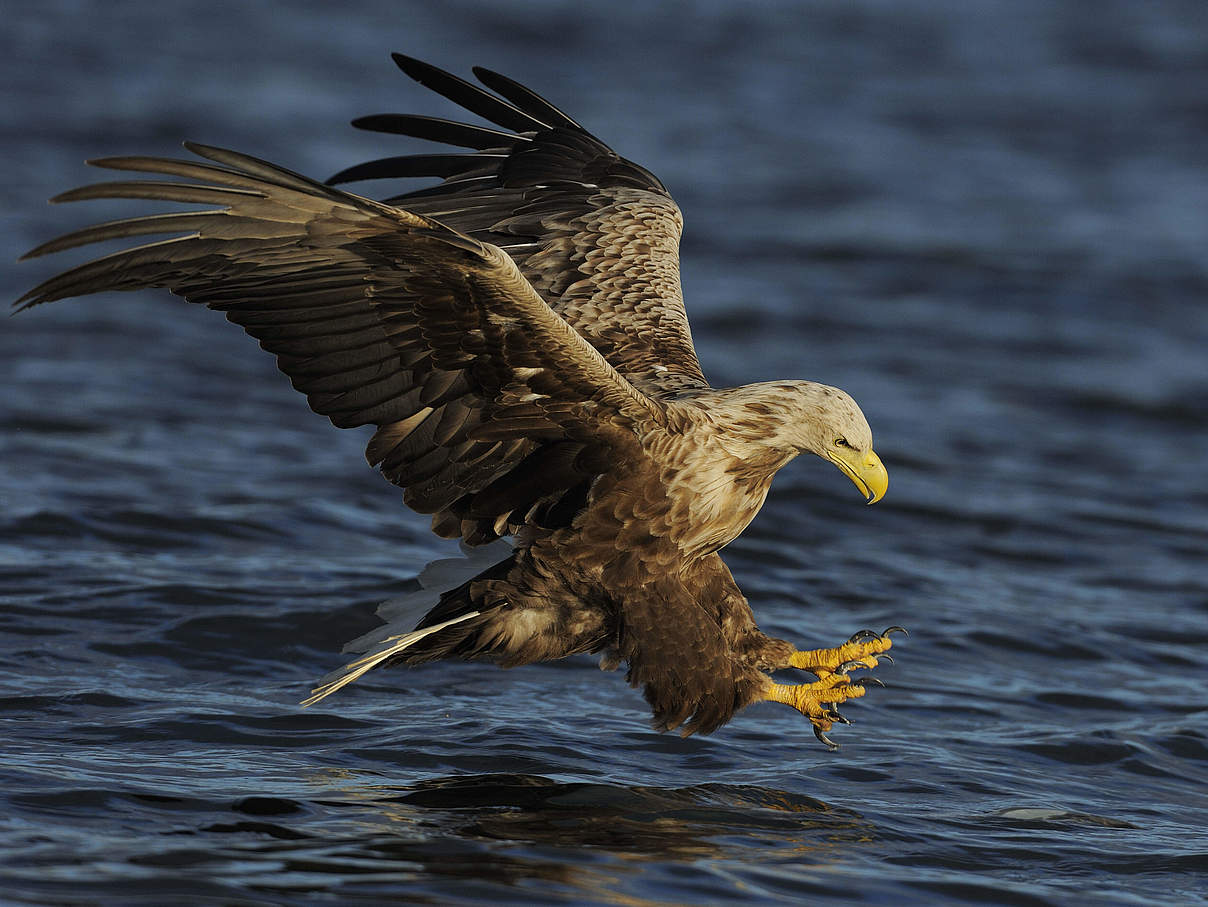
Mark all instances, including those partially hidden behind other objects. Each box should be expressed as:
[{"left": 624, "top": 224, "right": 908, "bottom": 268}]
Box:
[
  {"left": 389, "top": 54, "right": 553, "bottom": 134},
  {"left": 331, "top": 57, "right": 709, "bottom": 397},
  {"left": 17, "top": 144, "right": 662, "bottom": 544},
  {"left": 349, "top": 113, "right": 531, "bottom": 149},
  {"left": 470, "top": 65, "right": 588, "bottom": 132}
]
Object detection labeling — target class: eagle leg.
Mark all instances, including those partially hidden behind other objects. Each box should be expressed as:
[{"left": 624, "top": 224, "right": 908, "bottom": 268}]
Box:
[{"left": 760, "top": 626, "right": 905, "bottom": 749}]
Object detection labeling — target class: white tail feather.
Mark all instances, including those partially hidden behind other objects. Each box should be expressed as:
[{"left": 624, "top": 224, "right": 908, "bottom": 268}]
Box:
[
  {"left": 345, "top": 587, "right": 440, "bottom": 653},
  {"left": 301, "top": 611, "right": 481, "bottom": 707},
  {"left": 300, "top": 539, "right": 512, "bottom": 707},
  {"left": 354, "top": 539, "right": 512, "bottom": 650}
]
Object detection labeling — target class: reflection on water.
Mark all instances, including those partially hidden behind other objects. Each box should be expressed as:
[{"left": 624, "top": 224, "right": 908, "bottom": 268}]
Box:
[
  {"left": 195, "top": 772, "right": 880, "bottom": 902},
  {"left": 364, "top": 773, "right": 870, "bottom": 858}
]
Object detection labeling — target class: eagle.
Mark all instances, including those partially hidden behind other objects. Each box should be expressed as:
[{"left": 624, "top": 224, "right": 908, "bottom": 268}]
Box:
[{"left": 18, "top": 54, "right": 903, "bottom": 747}]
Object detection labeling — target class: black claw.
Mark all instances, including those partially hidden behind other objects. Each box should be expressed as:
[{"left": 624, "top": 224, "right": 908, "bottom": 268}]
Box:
[
  {"left": 879, "top": 654, "right": 894, "bottom": 665},
  {"left": 848, "top": 629, "right": 879, "bottom": 644},
  {"left": 824, "top": 709, "right": 852, "bottom": 725},
  {"left": 851, "top": 676, "right": 886, "bottom": 689},
  {"left": 814, "top": 725, "right": 839, "bottom": 750},
  {"left": 837, "top": 659, "right": 871, "bottom": 674},
  {"left": 883, "top": 626, "right": 909, "bottom": 638}
]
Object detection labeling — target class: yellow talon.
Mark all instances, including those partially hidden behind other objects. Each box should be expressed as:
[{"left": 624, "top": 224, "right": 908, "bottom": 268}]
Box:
[
  {"left": 763, "top": 628, "right": 903, "bottom": 748},
  {"left": 762, "top": 673, "right": 868, "bottom": 749}
]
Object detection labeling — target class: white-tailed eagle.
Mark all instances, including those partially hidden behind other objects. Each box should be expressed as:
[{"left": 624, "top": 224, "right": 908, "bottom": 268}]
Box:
[{"left": 18, "top": 55, "right": 903, "bottom": 747}]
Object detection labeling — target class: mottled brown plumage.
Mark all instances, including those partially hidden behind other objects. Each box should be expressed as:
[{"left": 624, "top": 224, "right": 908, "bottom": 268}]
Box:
[{"left": 18, "top": 56, "right": 900, "bottom": 744}]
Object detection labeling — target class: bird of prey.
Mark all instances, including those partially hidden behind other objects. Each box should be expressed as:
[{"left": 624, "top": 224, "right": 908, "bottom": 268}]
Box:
[{"left": 18, "top": 54, "right": 903, "bottom": 747}]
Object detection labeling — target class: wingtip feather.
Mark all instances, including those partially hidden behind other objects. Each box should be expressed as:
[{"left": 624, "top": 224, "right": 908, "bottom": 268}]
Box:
[
  {"left": 12, "top": 290, "right": 38, "bottom": 311},
  {"left": 391, "top": 52, "right": 429, "bottom": 81}
]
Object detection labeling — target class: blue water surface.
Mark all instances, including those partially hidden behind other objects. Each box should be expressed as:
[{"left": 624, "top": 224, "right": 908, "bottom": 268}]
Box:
[{"left": 3, "top": 2, "right": 1207, "bottom": 904}]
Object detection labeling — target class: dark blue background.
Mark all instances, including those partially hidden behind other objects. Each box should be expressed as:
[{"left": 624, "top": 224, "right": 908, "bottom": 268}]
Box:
[{"left": 4, "top": 2, "right": 1207, "bottom": 903}]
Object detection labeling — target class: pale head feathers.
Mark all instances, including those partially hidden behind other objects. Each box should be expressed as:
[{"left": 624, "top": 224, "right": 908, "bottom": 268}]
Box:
[{"left": 710, "top": 380, "right": 874, "bottom": 462}]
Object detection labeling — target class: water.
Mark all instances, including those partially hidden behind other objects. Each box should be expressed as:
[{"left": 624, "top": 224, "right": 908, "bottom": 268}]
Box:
[{"left": 3, "top": 1, "right": 1207, "bottom": 904}]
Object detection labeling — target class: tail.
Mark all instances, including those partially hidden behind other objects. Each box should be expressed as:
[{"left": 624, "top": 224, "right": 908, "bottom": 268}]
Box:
[{"left": 301, "top": 540, "right": 513, "bottom": 706}]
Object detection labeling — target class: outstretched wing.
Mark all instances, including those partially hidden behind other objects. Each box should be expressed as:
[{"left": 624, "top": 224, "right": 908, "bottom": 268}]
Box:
[
  {"left": 328, "top": 55, "right": 709, "bottom": 397},
  {"left": 18, "top": 143, "right": 663, "bottom": 545}
]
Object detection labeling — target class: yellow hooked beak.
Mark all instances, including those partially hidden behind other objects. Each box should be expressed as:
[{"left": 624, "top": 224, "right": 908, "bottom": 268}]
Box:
[{"left": 828, "top": 447, "right": 888, "bottom": 505}]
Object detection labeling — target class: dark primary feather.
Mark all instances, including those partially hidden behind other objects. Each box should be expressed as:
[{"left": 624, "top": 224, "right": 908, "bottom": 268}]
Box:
[
  {"left": 18, "top": 142, "right": 661, "bottom": 546},
  {"left": 330, "top": 57, "right": 707, "bottom": 396},
  {"left": 469, "top": 65, "right": 589, "bottom": 132},
  {"left": 348, "top": 114, "right": 525, "bottom": 149},
  {"left": 329, "top": 153, "right": 509, "bottom": 184},
  {"left": 390, "top": 54, "right": 553, "bottom": 134}
]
